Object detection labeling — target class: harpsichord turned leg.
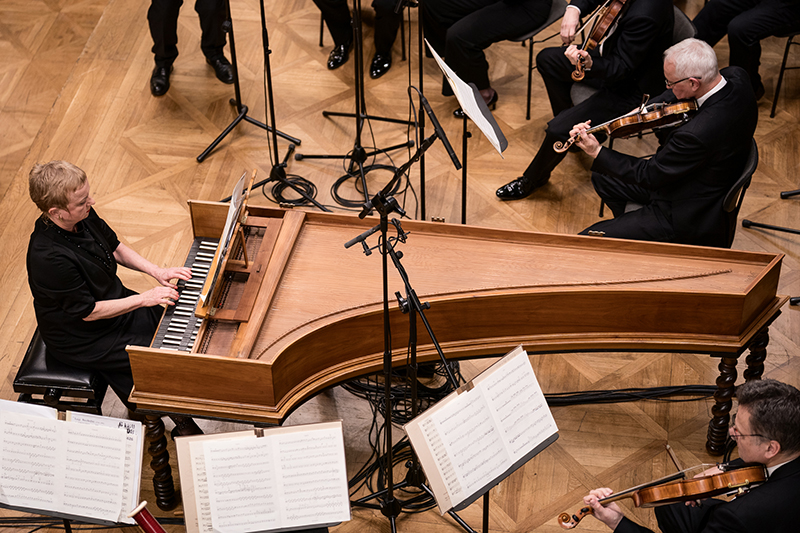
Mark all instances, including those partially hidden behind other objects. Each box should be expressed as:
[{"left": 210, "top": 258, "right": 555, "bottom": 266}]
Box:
[
  {"left": 744, "top": 326, "right": 769, "bottom": 382},
  {"left": 706, "top": 354, "right": 739, "bottom": 455},
  {"left": 144, "top": 415, "right": 177, "bottom": 510}
]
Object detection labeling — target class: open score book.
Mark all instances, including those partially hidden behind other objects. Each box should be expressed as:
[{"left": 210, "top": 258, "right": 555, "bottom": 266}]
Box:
[
  {"left": 0, "top": 399, "right": 143, "bottom": 525},
  {"left": 176, "top": 420, "right": 351, "bottom": 533},
  {"left": 404, "top": 346, "right": 558, "bottom": 513}
]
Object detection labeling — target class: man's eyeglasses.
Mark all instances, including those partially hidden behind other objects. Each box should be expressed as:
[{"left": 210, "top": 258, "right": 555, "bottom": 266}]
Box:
[
  {"left": 730, "top": 413, "right": 765, "bottom": 441},
  {"left": 665, "top": 76, "right": 700, "bottom": 89}
]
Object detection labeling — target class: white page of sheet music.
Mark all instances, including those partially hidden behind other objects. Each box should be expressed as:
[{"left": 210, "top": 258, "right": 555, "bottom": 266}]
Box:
[
  {"left": 428, "top": 389, "right": 510, "bottom": 502},
  {"left": 0, "top": 411, "right": 62, "bottom": 510},
  {"left": 61, "top": 421, "right": 126, "bottom": 522},
  {"left": 67, "top": 411, "right": 142, "bottom": 524},
  {"left": 273, "top": 427, "right": 350, "bottom": 529},
  {"left": 413, "top": 347, "right": 558, "bottom": 510},
  {"left": 189, "top": 438, "right": 216, "bottom": 533},
  {"left": 190, "top": 426, "right": 350, "bottom": 533},
  {"left": 0, "top": 411, "right": 126, "bottom": 523},
  {"left": 204, "top": 435, "right": 278, "bottom": 533},
  {"left": 480, "top": 349, "right": 558, "bottom": 457}
]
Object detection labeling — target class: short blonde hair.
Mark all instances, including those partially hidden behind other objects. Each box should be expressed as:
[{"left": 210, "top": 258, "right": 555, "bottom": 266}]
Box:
[{"left": 29, "top": 160, "right": 87, "bottom": 214}]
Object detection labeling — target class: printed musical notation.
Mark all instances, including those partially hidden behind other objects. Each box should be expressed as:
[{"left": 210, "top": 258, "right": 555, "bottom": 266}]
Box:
[
  {"left": 405, "top": 346, "right": 559, "bottom": 514},
  {"left": 0, "top": 400, "right": 140, "bottom": 525},
  {"left": 177, "top": 421, "right": 350, "bottom": 533}
]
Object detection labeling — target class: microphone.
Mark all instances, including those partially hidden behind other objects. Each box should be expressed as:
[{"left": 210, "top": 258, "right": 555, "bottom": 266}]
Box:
[
  {"left": 418, "top": 93, "right": 461, "bottom": 170},
  {"left": 345, "top": 223, "right": 381, "bottom": 249}
]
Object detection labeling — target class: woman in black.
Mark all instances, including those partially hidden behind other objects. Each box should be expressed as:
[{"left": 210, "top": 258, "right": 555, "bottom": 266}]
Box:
[{"left": 26, "top": 160, "right": 201, "bottom": 435}]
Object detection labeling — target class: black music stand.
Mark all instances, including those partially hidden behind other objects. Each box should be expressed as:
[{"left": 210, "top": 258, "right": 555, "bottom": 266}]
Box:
[
  {"left": 741, "top": 187, "right": 800, "bottom": 305},
  {"left": 295, "top": 0, "right": 414, "bottom": 206},
  {"left": 197, "top": 0, "right": 301, "bottom": 163}
]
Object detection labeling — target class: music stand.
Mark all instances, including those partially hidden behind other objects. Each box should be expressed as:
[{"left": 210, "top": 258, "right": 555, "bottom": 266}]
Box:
[
  {"left": 197, "top": 0, "right": 301, "bottom": 163},
  {"left": 427, "top": 42, "right": 507, "bottom": 225},
  {"left": 295, "top": 0, "right": 414, "bottom": 205}
]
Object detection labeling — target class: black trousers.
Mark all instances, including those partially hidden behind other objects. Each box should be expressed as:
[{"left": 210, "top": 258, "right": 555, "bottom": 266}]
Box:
[
  {"left": 521, "top": 47, "right": 643, "bottom": 184},
  {"left": 313, "top": 0, "right": 403, "bottom": 55},
  {"left": 423, "top": 0, "right": 552, "bottom": 91},
  {"left": 148, "top": 0, "right": 227, "bottom": 68},
  {"left": 578, "top": 172, "right": 677, "bottom": 243},
  {"left": 693, "top": 0, "right": 800, "bottom": 91},
  {"left": 653, "top": 499, "right": 727, "bottom": 533},
  {"left": 49, "top": 304, "right": 161, "bottom": 411}
]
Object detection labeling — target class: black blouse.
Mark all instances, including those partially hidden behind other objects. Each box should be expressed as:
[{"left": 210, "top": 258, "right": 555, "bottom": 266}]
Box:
[{"left": 26, "top": 208, "right": 137, "bottom": 363}]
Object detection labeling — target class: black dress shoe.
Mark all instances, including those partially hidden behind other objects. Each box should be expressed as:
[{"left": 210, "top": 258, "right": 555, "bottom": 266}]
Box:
[
  {"left": 206, "top": 56, "right": 234, "bottom": 84},
  {"left": 495, "top": 175, "right": 548, "bottom": 200},
  {"left": 327, "top": 41, "right": 352, "bottom": 70},
  {"left": 454, "top": 89, "right": 498, "bottom": 118},
  {"left": 370, "top": 53, "right": 392, "bottom": 79},
  {"left": 150, "top": 65, "right": 171, "bottom": 97}
]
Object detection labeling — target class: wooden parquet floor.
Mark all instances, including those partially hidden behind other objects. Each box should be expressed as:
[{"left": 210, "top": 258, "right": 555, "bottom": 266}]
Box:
[{"left": 1, "top": 0, "right": 799, "bottom": 532}]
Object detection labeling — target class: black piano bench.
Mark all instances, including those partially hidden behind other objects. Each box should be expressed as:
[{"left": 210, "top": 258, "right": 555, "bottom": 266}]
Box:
[{"left": 13, "top": 329, "right": 107, "bottom": 415}]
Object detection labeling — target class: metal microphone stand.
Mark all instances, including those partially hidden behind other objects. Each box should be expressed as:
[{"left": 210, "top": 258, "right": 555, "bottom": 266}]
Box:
[
  {"left": 295, "top": 0, "right": 414, "bottom": 205},
  {"left": 197, "top": 0, "right": 301, "bottom": 163},
  {"left": 227, "top": 0, "right": 330, "bottom": 212},
  {"left": 344, "top": 136, "right": 475, "bottom": 533}
]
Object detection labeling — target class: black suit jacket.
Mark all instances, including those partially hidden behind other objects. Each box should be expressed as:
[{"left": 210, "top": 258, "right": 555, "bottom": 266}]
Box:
[
  {"left": 571, "top": 0, "right": 674, "bottom": 96},
  {"left": 615, "top": 455, "right": 800, "bottom": 533},
  {"left": 590, "top": 67, "right": 758, "bottom": 247}
]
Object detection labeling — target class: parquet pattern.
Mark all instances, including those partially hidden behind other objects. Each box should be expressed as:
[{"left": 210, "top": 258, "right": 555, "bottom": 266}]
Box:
[{"left": 1, "top": 0, "right": 799, "bottom": 532}]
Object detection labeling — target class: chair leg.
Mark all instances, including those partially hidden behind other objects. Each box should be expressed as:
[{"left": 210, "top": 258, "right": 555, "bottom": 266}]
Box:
[
  {"left": 527, "top": 37, "right": 534, "bottom": 120},
  {"left": 400, "top": 15, "right": 406, "bottom": 61},
  {"left": 771, "top": 35, "right": 795, "bottom": 118}
]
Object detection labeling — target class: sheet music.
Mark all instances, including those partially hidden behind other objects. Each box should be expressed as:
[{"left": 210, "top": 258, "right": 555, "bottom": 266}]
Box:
[
  {"left": 201, "top": 171, "right": 247, "bottom": 304},
  {"left": 426, "top": 388, "right": 510, "bottom": 502},
  {"left": 425, "top": 39, "right": 507, "bottom": 156},
  {"left": 182, "top": 422, "right": 350, "bottom": 533},
  {"left": 0, "top": 412, "right": 61, "bottom": 509},
  {"left": 0, "top": 409, "right": 127, "bottom": 523},
  {"left": 405, "top": 346, "right": 558, "bottom": 513},
  {"left": 274, "top": 427, "right": 350, "bottom": 528},
  {"left": 67, "top": 411, "right": 143, "bottom": 524},
  {"left": 481, "top": 349, "right": 558, "bottom": 456},
  {"left": 204, "top": 436, "right": 278, "bottom": 533},
  {"left": 189, "top": 438, "right": 217, "bottom": 533},
  {"left": 61, "top": 422, "right": 126, "bottom": 522}
]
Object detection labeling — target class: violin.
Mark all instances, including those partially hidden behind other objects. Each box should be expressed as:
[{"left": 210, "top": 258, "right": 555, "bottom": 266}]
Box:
[
  {"left": 557, "top": 464, "right": 766, "bottom": 529},
  {"left": 553, "top": 99, "right": 698, "bottom": 153},
  {"left": 571, "top": 0, "right": 633, "bottom": 81}
]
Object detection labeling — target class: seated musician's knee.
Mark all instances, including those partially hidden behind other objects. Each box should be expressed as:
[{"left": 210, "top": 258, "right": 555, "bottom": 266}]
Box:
[{"left": 726, "top": 16, "right": 763, "bottom": 48}]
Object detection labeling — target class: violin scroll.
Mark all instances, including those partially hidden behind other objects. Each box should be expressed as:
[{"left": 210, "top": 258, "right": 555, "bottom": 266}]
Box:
[
  {"left": 553, "top": 137, "right": 577, "bottom": 153},
  {"left": 571, "top": 59, "right": 586, "bottom": 82},
  {"left": 558, "top": 507, "right": 594, "bottom": 529}
]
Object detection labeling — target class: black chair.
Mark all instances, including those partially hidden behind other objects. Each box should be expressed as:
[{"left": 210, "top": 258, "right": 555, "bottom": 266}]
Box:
[
  {"left": 723, "top": 138, "right": 758, "bottom": 248},
  {"left": 14, "top": 328, "right": 106, "bottom": 414},
  {"left": 770, "top": 30, "right": 800, "bottom": 118},
  {"left": 510, "top": 0, "right": 569, "bottom": 120}
]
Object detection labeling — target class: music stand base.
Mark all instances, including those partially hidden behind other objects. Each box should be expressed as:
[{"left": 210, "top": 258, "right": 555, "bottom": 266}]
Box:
[{"left": 197, "top": 100, "right": 302, "bottom": 163}]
